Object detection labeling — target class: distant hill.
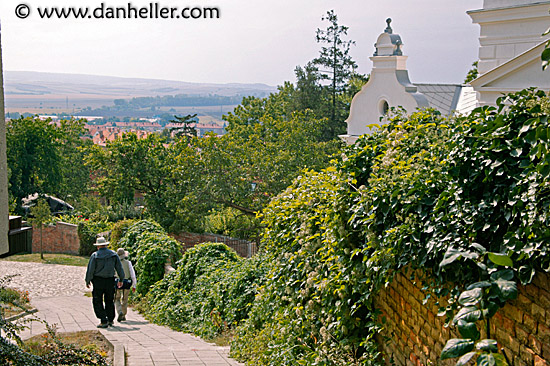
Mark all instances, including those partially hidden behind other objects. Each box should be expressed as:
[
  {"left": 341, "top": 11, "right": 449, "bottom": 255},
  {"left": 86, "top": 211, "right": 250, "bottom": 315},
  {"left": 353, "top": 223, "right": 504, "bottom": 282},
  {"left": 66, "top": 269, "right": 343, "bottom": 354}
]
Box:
[{"left": 4, "top": 71, "right": 276, "bottom": 111}]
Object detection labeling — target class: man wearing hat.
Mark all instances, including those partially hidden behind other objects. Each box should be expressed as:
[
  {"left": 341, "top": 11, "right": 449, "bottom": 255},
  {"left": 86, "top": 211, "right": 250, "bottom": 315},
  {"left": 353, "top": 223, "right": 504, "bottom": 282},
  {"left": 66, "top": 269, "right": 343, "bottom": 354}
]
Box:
[
  {"left": 114, "top": 248, "right": 137, "bottom": 322},
  {"left": 85, "top": 236, "right": 125, "bottom": 328}
]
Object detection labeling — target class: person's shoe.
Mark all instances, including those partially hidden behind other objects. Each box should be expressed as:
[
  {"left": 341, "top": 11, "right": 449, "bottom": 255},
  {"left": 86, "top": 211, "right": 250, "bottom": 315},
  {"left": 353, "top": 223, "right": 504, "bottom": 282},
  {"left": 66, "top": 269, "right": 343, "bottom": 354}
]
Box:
[
  {"left": 97, "top": 323, "right": 109, "bottom": 329},
  {"left": 108, "top": 321, "right": 114, "bottom": 327},
  {"left": 117, "top": 313, "right": 124, "bottom": 322},
  {"left": 121, "top": 315, "right": 126, "bottom": 321}
]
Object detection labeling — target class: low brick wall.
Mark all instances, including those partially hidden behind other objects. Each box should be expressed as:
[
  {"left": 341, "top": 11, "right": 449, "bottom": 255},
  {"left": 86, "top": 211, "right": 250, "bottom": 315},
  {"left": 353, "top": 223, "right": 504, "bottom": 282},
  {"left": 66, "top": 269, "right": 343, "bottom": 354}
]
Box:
[
  {"left": 375, "top": 270, "right": 550, "bottom": 366},
  {"left": 170, "top": 232, "right": 257, "bottom": 258},
  {"left": 32, "top": 222, "right": 80, "bottom": 255}
]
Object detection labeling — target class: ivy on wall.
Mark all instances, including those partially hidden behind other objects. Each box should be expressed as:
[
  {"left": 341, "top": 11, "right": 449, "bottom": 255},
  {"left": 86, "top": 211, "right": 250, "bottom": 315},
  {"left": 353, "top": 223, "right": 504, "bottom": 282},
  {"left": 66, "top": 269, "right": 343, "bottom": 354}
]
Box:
[{"left": 231, "top": 89, "right": 550, "bottom": 365}]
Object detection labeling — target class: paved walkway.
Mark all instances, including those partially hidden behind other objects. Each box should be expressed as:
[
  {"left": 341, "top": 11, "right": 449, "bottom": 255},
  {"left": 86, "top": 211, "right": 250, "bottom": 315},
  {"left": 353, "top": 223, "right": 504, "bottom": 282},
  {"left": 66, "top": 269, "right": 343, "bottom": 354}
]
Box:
[{"left": 0, "top": 261, "right": 243, "bottom": 366}]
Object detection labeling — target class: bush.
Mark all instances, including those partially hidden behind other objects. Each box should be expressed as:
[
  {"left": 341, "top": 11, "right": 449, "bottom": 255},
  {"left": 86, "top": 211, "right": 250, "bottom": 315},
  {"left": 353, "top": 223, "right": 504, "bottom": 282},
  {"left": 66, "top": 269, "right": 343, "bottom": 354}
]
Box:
[
  {"left": 143, "top": 243, "right": 266, "bottom": 339},
  {"left": 75, "top": 219, "right": 113, "bottom": 257},
  {"left": 117, "top": 219, "right": 164, "bottom": 255},
  {"left": 109, "top": 219, "right": 137, "bottom": 250},
  {"left": 133, "top": 232, "right": 182, "bottom": 295},
  {"left": 232, "top": 91, "right": 550, "bottom": 365}
]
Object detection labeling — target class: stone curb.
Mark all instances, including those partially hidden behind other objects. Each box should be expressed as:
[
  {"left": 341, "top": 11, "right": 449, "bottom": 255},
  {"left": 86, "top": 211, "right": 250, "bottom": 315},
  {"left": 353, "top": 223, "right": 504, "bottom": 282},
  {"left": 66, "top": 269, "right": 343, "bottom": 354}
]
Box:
[
  {"left": 4, "top": 308, "right": 38, "bottom": 322},
  {"left": 113, "top": 342, "right": 125, "bottom": 366}
]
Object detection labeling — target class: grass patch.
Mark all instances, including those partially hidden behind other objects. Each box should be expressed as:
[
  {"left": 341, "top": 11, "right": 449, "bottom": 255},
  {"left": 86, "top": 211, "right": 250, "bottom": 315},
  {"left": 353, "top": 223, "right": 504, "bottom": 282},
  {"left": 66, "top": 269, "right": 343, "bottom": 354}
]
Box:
[
  {"left": 24, "top": 330, "right": 113, "bottom": 365},
  {"left": 1, "top": 253, "right": 89, "bottom": 267},
  {"left": 209, "top": 329, "right": 235, "bottom": 347},
  {"left": 0, "top": 286, "right": 33, "bottom": 318}
]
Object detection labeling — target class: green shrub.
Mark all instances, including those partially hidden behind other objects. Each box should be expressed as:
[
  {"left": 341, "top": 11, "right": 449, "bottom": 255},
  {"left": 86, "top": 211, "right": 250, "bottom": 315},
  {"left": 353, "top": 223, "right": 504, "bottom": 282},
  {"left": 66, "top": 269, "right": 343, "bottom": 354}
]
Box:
[
  {"left": 109, "top": 219, "right": 137, "bottom": 250},
  {"left": 133, "top": 232, "right": 182, "bottom": 295},
  {"left": 143, "top": 243, "right": 266, "bottom": 339},
  {"left": 117, "top": 219, "right": 164, "bottom": 254},
  {"left": 75, "top": 219, "right": 113, "bottom": 257},
  {"left": 232, "top": 90, "right": 550, "bottom": 365}
]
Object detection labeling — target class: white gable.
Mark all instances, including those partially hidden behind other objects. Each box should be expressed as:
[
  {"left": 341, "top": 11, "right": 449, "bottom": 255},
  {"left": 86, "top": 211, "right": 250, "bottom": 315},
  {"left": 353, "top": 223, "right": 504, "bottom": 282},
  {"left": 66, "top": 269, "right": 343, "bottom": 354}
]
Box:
[{"left": 471, "top": 42, "right": 550, "bottom": 105}]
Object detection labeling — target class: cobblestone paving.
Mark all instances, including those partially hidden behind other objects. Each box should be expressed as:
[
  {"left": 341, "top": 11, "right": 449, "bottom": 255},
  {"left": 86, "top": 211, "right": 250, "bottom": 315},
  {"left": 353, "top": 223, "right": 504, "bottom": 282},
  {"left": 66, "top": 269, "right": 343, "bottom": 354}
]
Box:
[
  {"left": 0, "top": 260, "right": 88, "bottom": 298},
  {"left": 1, "top": 260, "right": 243, "bottom": 366}
]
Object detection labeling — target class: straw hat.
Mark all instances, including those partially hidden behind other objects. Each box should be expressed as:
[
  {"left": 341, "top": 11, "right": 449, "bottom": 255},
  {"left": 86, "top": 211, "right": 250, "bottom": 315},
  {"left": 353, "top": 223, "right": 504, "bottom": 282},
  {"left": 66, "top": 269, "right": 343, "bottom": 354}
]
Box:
[
  {"left": 117, "top": 248, "right": 129, "bottom": 258},
  {"left": 94, "top": 236, "right": 110, "bottom": 246}
]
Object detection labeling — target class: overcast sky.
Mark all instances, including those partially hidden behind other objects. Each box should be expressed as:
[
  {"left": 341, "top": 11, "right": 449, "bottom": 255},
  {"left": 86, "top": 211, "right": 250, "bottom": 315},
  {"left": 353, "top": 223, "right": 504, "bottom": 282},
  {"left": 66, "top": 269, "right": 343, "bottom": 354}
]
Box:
[{"left": 0, "top": 0, "right": 482, "bottom": 86}]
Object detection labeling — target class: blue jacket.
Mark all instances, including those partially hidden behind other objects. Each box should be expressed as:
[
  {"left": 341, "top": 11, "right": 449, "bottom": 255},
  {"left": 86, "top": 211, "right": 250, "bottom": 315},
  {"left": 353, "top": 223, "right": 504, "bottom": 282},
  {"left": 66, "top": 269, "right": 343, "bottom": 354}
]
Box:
[{"left": 85, "top": 247, "right": 125, "bottom": 286}]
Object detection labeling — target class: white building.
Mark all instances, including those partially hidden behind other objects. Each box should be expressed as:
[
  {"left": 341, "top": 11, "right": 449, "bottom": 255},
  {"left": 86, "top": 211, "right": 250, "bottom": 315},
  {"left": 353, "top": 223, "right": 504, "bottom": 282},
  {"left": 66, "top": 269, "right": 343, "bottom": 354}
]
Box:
[{"left": 342, "top": 0, "right": 550, "bottom": 143}]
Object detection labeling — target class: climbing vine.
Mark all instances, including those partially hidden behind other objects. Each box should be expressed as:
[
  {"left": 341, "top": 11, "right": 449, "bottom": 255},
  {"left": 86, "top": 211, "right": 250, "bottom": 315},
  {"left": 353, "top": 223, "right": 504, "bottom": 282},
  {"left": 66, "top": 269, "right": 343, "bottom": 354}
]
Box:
[{"left": 231, "top": 89, "right": 550, "bottom": 365}]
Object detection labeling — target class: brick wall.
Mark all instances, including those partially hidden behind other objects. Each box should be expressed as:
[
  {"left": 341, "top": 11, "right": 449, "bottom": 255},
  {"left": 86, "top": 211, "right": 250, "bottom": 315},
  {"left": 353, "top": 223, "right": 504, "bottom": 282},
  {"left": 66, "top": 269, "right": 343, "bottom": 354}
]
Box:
[
  {"left": 170, "top": 232, "right": 257, "bottom": 258},
  {"left": 374, "top": 269, "right": 550, "bottom": 366},
  {"left": 31, "top": 222, "right": 80, "bottom": 255}
]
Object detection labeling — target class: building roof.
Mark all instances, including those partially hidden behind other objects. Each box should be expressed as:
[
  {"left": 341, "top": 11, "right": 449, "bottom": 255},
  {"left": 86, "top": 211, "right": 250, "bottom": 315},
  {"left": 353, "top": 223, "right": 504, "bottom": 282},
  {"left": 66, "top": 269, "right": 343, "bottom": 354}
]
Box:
[{"left": 415, "top": 84, "right": 477, "bottom": 116}]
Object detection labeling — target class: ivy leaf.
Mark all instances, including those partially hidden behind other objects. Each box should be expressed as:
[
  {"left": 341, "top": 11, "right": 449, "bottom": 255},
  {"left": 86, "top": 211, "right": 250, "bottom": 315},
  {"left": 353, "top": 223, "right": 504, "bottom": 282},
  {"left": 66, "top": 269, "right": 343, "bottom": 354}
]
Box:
[
  {"left": 476, "top": 352, "right": 496, "bottom": 366},
  {"left": 518, "top": 265, "right": 535, "bottom": 285},
  {"left": 493, "top": 353, "right": 508, "bottom": 366},
  {"left": 457, "top": 319, "right": 480, "bottom": 340},
  {"left": 466, "top": 281, "right": 492, "bottom": 290},
  {"left": 453, "top": 306, "right": 483, "bottom": 324},
  {"left": 440, "top": 247, "right": 464, "bottom": 268},
  {"left": 494, "top": 279, "right": 518, "bottom": 300},
  {"left": 490, "top": 269, "right": 514, "bottom": 281},
  {"left": 470, "top": 243, "right": 486, "bottom": 254},
  {"left": 487, "top": 253, "right": 513, "bottom": 267},
  {"left": 441, "top": 338, "right": 475, "bottom": 360},
  {"left": 457, "top": 351, "right": 478, "bottom": 366},
  {"left": 458, "top": 288, "right": 483, "bottom": 306},
  {"left": 475, "top": 339, "right": 498, "bottom": 352}
]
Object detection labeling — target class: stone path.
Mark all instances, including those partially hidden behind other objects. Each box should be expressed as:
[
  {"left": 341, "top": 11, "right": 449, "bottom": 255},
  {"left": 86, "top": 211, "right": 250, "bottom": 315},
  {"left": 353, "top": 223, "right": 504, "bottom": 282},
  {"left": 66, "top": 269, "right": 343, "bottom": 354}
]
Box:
[{"left": 0, "top": 260, "right": 243, "bottom": 366}]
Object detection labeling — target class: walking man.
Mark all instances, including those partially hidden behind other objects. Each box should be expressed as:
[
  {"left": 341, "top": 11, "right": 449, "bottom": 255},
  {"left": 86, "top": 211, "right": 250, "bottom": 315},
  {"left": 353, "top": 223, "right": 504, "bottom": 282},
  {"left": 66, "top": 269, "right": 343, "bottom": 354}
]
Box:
[
  {"left": 85, "top": 236, "right": 124, "bottom": 328},
  {"left": 114, "top": 248, "right": 137, "bottom": 322}
]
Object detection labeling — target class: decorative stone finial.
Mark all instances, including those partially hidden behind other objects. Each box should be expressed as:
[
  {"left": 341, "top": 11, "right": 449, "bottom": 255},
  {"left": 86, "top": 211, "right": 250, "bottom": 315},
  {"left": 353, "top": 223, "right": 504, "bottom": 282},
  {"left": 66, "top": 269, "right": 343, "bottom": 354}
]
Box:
[{"left": 385, "top": 18, "right": 393, "bottom": 34}]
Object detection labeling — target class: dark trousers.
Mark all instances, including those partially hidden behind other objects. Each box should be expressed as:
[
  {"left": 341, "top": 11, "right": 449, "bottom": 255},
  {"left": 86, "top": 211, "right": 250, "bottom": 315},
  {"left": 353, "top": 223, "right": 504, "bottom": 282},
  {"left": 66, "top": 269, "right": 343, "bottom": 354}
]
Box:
[{"left": 91, "top": 277, "right": 115, "bottom": 324}]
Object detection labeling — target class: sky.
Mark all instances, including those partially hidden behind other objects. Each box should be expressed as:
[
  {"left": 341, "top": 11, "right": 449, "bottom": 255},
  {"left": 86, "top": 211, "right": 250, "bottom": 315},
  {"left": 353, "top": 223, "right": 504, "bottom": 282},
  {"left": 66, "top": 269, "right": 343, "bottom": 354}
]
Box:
[{"left": 0, "top": 0, "right": 482, "bottom": 86}]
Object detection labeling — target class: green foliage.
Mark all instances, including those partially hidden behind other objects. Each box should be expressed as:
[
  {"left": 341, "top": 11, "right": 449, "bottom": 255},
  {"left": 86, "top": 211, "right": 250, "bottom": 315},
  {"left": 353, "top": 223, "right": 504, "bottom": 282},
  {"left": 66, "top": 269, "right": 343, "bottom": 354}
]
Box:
[
  {"left": 109, "top": 219, "right": 137, "bottom": 250},
  {"left": 464, "top": 61, "right": 479, "bottom": 83},
  {"left": 232, "top": 168, "right": 381, "bottom": 365},
  {"left": 143, "top": 243, "right": 266, "bottom": 339},
  {"left": 133, "top": 232, "right": 182, "bottom": 295},
  {"left": 72, "top": 218, "right": 113, "bottom": 257},
  {"left": 117, "top": 219, "right": 165, "bottom": 255},
  {"left": 29, "top": 199, "right": 51, "bottom": 260},
  {"left": 6, "top": 116, "right": 91, "bottom": 212},
  {"left": 203, "top": 207, "right": 259, "bottom": 239},
  {"left": 169, "top": 114, "right": 198, "bottom": 139},
  {"left": 232, "top": 89, "right": 550, "bottom": 365},
  {"left": 312, "top": 9, "right": 358, "bottom": 137}
]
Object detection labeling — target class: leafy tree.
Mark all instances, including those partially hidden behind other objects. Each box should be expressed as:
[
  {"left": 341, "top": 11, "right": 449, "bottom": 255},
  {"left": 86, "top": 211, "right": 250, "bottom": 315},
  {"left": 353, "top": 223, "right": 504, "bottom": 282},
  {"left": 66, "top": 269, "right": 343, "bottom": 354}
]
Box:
[
  {"left": 7, "top": 116, "right": 62, "bottom": 211},
  {"left": 169, "top": 114, "right": 198, "bottom": 139},
  {"left": 312, "top": 10, "right": 358, "bottom": 137},
  {"left": 86, "top": 133, "right": 204, "bottom": 231},
  {"left": 56, "top": 118, "right": 92, "bottom": 203},
  {"left": 6, "top": 116, "right": 91, "bottom": 212},
  {"left": 29, "top": 198, "right": 51, "bottom": 260},
  {"left": 464, "top": 61, "right": 479, "bottom": 83},
  {"left": 542, "top": 23, "right": 550, "bottom": 70}
]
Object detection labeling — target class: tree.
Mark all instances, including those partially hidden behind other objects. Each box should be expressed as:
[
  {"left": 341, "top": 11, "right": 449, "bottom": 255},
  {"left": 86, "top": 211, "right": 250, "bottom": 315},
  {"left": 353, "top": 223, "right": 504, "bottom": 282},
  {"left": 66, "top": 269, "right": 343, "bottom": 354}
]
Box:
[
  {"left": 464, "top": 61, "right": 479, "bottom": 83},
  {"left": 6, "top": 116, "right": 91, "bottom": 212},
  {"left": 7, "top": 116, "right": 62, "bottom": 212},
  {"left": 29, "top": 198, "right": 51, "bottom": 260},
  {"left": 312, "top": 10, "right": 357, "bottom": 138},
  {"left": 169, "top": 114, "right": 198, "bottom": 139},
  {"left": 86, "top": 133, "right": 206, "bottom": 232},
  {"left": 56, "top": 118, "right": 92, "bottom": 203}
]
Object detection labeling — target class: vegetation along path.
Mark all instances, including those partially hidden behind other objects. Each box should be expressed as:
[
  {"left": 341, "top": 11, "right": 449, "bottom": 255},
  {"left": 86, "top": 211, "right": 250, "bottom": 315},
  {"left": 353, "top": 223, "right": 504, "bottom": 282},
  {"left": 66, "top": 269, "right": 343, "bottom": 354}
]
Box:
[{"left": 0, "top": 260, "right": 242, "bottom": 366}]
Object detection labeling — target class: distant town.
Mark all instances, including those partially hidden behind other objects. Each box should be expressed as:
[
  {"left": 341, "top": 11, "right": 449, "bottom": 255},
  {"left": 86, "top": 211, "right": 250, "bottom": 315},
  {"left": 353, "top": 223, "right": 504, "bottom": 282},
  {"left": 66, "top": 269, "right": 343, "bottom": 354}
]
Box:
[{"left": 3, "top": 70, "right": 277, "bottom": 145}]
